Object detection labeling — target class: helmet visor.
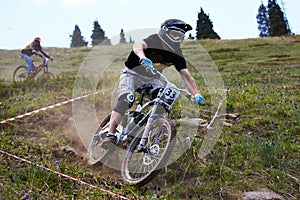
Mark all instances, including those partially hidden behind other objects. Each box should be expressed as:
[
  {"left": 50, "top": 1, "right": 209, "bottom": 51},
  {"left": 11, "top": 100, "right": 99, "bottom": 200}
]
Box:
[{"left": 167, "top": 29, "right": 185, "bottom": 42}]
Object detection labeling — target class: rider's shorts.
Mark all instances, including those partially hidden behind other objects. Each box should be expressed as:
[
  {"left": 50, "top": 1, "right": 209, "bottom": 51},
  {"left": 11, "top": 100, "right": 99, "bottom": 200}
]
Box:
[{"left": 118, "top": 67, "right": 163, "bottom": 98}]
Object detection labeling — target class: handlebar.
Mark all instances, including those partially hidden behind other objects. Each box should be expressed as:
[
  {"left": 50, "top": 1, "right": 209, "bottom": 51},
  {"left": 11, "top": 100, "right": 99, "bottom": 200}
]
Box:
[
  {"left": 33, "top": 52, "right": 52, "bottom": 68},
  {"left": 36, "top": 52, "right": 44, "bottom": 58},
  {"left": 148, "top": 67, "right": 195, "bottom": 102},
  {"left": 34, "top": 52, "right": 53, "bottom": 64}
]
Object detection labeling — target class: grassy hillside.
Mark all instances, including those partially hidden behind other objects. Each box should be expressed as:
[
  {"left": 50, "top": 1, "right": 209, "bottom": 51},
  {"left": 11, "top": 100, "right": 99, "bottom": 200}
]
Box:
[{"left": 0, "top": 36, "right": 299, "bottom": 199}]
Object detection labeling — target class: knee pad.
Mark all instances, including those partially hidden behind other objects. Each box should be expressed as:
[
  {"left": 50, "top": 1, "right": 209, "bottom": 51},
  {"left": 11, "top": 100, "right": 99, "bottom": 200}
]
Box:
[{"left": 113, "top": 93, "right": 135, "bottom": 115}]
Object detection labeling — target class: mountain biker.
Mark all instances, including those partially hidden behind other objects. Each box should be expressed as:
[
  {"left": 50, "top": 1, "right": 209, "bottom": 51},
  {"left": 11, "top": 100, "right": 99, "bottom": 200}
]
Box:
[
  {"left": 103, "top": 19, "right": 206, "bottom": 145},
  {"left": 20, "top": 37, "right": 53, "bottom": 74}
]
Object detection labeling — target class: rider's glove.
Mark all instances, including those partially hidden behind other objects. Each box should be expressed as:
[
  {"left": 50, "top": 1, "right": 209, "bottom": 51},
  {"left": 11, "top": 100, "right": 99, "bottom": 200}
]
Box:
[
  {"left": 32, "top": 49, "right": 37, "bottom": 55},
  {"left": 50, "top": 57, "right": 54, "bottom": 61},
  {"left": 140, "top": 57, "right": 153, "bottom": 70},
  {"left": 194, "top": 93, "right": 205, "bottom": 105}
]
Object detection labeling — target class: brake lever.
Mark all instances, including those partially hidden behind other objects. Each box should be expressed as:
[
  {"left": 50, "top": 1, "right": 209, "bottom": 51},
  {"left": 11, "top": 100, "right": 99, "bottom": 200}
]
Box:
[
  {"left": 182, "top": 90, "right": 195, "bottom": 102},
  {"left": 147, "top": 67, "right": 159, "bottom": 77}
]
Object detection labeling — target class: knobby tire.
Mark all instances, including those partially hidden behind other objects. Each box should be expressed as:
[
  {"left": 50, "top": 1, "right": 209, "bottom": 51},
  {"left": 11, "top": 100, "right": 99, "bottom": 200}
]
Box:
[
  {"left": 87, "top": 114, "right": 112, "bottom": 165},
  {"left": 13, "top": 65, "right": 28, "bottom": 82},
  {"left": 121, "top": 117, "right": 176, "bottom": 187}
]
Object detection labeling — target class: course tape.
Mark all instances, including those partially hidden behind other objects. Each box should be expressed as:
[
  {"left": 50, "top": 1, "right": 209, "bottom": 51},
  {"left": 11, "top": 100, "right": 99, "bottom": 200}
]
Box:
[
  {"left": 0, "top": 89, "right": 129, "bottom": 199},
  {"left": 0, "top": 89, "right": 108, "bottom": 125},
  {"left": 0, "top": 149, "right": 129, "bottom": 199}
]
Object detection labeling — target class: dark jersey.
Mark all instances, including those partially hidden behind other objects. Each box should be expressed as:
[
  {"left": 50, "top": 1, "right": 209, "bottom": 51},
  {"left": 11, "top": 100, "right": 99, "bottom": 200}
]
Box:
[
  {"left": 21, "top": 41, "right": 50, "bottom": 58},
  {"left": 124, "top": 34, "right": 187, "bottom": 74}
]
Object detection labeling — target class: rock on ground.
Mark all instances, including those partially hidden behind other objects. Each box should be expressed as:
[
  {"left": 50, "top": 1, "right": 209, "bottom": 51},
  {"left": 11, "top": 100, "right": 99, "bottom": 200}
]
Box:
[{"left": 242, "top": 188, "right": 285, "bottom": 200}]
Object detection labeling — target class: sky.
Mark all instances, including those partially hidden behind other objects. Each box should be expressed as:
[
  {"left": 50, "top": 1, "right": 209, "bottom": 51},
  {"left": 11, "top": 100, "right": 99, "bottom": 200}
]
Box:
[{"left": 1, "top": 0, "right": 299, "bottom": 50}]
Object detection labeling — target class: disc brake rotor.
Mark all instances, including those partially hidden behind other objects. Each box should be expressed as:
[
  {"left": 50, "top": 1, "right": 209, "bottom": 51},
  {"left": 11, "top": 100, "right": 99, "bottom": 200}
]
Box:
[{"left": 142, "top": 144, "right": 160, "bottom": 165}]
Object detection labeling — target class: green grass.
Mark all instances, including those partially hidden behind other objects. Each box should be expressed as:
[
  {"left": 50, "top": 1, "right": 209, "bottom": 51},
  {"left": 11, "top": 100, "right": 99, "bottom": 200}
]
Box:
[{"left": 0, "top": 36, "right": 299, "bottom": 199}]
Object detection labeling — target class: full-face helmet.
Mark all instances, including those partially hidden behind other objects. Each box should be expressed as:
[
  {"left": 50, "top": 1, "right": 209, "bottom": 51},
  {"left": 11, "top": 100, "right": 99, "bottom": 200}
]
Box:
[{"left": 158, "top": 19, "right": 192, "bottom": 50}]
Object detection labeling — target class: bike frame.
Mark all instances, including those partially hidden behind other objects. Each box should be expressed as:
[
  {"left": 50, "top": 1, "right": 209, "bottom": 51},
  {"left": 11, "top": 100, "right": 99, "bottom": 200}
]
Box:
[
  {"left": 116, "top": 68, "right": 194, "bottom": 150},
  {"left": 32, "top": 53, "right": 50, "bottom": 77}
]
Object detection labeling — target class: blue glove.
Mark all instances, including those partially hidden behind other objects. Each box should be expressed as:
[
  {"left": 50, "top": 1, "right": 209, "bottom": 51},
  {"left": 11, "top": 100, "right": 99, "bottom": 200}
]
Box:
[
  {"left": 194, "top": 93, "right": 205, "bottom": 105},
  {"left": 140, "top": 57, "right": 153, "bottom": 69}
]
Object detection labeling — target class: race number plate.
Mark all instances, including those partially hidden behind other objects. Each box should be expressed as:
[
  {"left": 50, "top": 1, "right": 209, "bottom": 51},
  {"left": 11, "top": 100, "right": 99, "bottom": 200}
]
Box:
[{"left": 160, "top": 83, "right": 180, "bottom": 106}]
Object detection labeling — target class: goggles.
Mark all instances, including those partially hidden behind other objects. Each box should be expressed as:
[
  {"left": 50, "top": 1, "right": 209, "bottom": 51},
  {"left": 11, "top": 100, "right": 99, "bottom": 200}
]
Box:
[{"left": 167, "top": 29, "right": 185, "bottom": 42}]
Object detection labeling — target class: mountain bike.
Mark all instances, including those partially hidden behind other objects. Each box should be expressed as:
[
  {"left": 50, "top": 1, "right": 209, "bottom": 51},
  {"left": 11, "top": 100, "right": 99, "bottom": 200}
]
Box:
[
  {"left": 88, "top": 67, "right": 199, "bottom": 187},
  {"left": 13, "top": 52, "right": 55, "bottom": 82}
]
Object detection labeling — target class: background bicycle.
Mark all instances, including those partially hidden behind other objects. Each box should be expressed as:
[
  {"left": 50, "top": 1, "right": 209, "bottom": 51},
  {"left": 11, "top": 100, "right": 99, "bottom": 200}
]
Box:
[{"left": 13, "top": 52, "right": 55, "bottom": 82}]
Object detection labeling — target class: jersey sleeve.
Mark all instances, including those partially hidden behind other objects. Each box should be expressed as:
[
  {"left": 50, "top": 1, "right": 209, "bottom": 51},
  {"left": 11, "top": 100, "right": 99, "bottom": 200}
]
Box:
[{"left": 173, "top": 53, "right": 187, "bottom": 71}]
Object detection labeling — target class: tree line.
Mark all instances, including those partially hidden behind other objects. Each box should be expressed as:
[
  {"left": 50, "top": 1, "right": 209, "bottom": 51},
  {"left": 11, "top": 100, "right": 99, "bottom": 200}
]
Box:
[
  {"left": 257, "top": 0, "right": 291, "bottom": 37},
  {"left": 69, "top": 20, "right": 134, "bottom": 48},
  {"left": 70, "top": 0, "right": 292, "bottom": 48}
]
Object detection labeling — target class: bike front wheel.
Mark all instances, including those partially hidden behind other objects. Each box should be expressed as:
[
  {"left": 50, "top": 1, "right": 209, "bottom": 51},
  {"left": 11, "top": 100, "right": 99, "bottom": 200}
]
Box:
[
  {"left": 38, "top": 72, "right": 55, "bottom": 87},
  {"left": 40, "top": 72, "right": 55, "bottom": 79},
  {"left": 13, "top": 65, "right": 28, "bottom": 82},
  {"left": 121, "top": 117, "right": 176, "bottom": 187}
]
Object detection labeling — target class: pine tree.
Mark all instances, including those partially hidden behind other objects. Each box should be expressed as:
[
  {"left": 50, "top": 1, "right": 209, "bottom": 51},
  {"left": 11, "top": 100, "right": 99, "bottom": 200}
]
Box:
[
  {"left": 267, "top": 0, "right": 290, "bottom": 36},
  {"left": 129, "top": 36, "right": 134, "bottom": 43},
  {"left": 257, "top": 2, "right": 269, "bottom": 37},
  {"left": 256, "top": 0, "right": 291, "bottom": 37},
  {"left": 70, "top": 25, "right": 88, "bottom": 48},
  {"left": 90, "top": 20, "right": 111, "bottom": 46},
  {"left": 196, "top": 7, "right": 220, "bottom": 40},
  {"left": 119, "top": 29, "right": 126, "bottom": 43},
  {"left": 280, "top": 1, "right": 291, "bottom": 34}
]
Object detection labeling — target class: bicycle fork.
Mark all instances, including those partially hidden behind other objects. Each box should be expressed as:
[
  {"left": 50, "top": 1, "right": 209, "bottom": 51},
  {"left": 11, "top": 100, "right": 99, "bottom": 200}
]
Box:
[
  {"left": 138, "top": 117, "right": 154, "bottom": 152},
  {"left": 137, "top": 104, "right": 161, "bottom": 152}
]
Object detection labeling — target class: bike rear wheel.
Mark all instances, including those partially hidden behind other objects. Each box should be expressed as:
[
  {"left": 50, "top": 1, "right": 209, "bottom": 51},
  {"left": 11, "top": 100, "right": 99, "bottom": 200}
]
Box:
[
  {"left": 13, "top": 65, "right": 28, "bottom": 82},
  {"left": 121, "top": 117, "right": 176, "bottom": 187},
  {"left": 87, "top": 113, "right": 124, "bottom": 165},
  {"left": 87, "top": 114, "right": 111, "bottom": 165}
]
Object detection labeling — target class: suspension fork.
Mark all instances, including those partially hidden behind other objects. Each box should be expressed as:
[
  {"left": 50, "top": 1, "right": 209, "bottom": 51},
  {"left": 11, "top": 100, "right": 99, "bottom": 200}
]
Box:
[
  {"left": 137, "top": 104, "right": 158, "bottom": 152},
  {"left": 137, "top": 102, "right": 169, "bottom": 152},
  {"left": 43, "top": 65, "right": 48, "bottom": 73}
]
